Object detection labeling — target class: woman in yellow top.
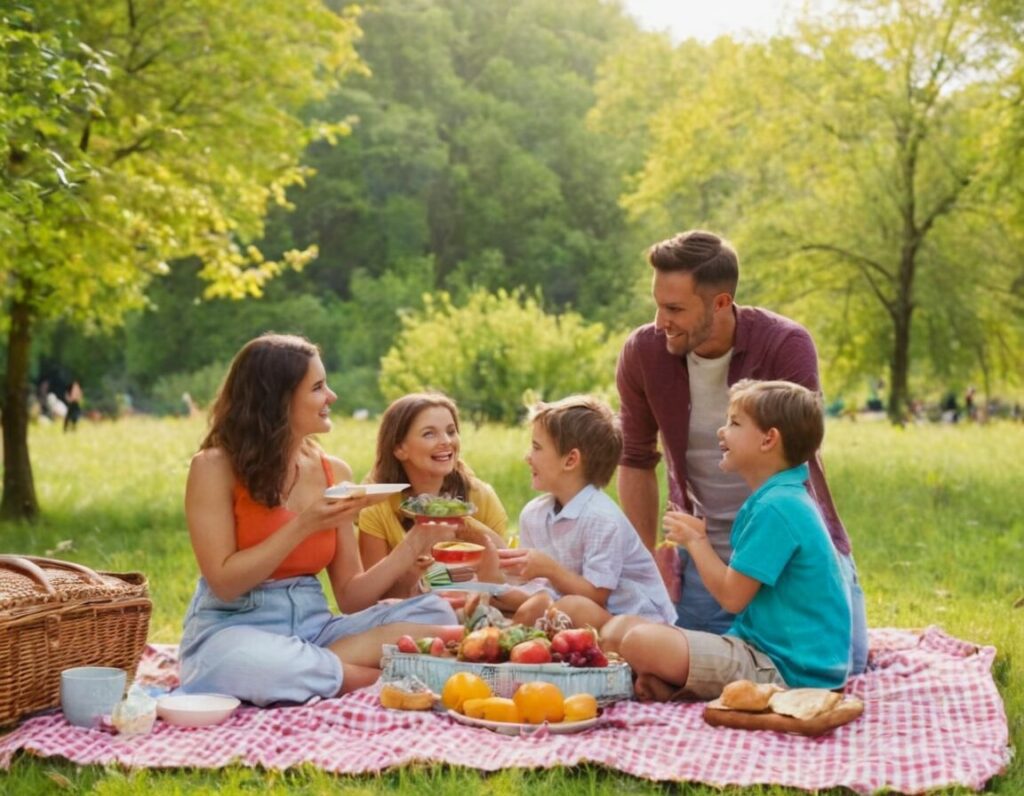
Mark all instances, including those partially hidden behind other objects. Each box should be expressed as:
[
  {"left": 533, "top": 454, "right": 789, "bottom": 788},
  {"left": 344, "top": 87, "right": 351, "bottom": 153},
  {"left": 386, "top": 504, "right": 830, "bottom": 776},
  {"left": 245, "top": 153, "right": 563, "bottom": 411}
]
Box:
[{"left": 359, "top": 392, "right": 509, "bottom": 598}]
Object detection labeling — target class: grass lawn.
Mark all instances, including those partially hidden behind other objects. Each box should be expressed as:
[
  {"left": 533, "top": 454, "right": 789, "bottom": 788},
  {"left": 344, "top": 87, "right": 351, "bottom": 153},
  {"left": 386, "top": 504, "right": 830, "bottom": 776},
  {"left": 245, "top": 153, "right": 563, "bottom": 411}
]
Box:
[{"left": 2, "top": 415, "right": 1021, "bottom": 794}]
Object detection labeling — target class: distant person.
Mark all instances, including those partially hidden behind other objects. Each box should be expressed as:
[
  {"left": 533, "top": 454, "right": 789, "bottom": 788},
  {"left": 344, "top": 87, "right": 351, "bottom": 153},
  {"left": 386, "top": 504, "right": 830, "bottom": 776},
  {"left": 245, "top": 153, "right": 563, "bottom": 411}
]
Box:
[
  {"left": 182, "top": 391, "right": 201, "bottom": 419},
  {"left": 177, "top": 334, "right": 459, "bottom": 706},
  {"left": 46, "top": 391, "right": 68, "bottom": 421},
  {"left": 965, "top": 386, "right": 977, "bottom": 421},
  {"left": 358, "top": 392, "right": 509, "bottom": 599},
  {"left": 616, "top": 229, "right": 867, "bottom": 674},
  {"left": 602, "top": 380, "right": 852, "bottom": 701},
  {"left": 496, "top": 395, "right": 676, "bottom": 629},
  {"left": 941, "top": 391, "right": 960, "bottom": 423},
  {"left": 63, "top": 380, "right": 83, "bottom": 432}
]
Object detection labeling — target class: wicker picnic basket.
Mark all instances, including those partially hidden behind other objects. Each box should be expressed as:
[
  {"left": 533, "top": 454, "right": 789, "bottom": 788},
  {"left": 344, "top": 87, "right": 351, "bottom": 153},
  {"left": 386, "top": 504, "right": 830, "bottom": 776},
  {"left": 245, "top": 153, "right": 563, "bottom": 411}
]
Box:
[
  {"left": 380, "top": 645, "right": 634, "bottom": 705},
  {"left": 0, "top": 555, "right": 151, "bottom": 727}
]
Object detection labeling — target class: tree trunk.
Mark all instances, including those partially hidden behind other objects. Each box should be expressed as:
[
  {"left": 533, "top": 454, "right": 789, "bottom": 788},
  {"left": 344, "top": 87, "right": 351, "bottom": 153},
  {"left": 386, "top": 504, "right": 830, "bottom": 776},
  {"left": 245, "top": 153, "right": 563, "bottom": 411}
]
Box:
[
  {"left": 1, "top": 293, "right": 39, "bottom": 521},
  {"left": 888, "top": 306, "right": 911, "bottom": 424},
  {"left": 888, "top": 240, "right": 917, "bottom": 424}
]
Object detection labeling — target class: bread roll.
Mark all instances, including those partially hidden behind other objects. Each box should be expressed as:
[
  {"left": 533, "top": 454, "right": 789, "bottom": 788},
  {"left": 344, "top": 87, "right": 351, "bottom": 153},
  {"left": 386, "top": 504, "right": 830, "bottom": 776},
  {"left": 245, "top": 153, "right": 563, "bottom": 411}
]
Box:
[
  {"left": 720, "top": 679, "right": 780, "bottom": 712},
  {"left": 379, "top": 683, "right": 436, "bottom": 711}
]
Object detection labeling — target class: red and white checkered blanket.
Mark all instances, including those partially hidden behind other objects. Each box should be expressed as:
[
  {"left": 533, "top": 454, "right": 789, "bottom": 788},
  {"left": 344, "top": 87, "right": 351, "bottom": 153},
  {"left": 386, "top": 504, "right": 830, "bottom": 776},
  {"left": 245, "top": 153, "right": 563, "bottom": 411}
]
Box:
[{"left": 0, "top": 627, "right": 1011, "bottom": 794}]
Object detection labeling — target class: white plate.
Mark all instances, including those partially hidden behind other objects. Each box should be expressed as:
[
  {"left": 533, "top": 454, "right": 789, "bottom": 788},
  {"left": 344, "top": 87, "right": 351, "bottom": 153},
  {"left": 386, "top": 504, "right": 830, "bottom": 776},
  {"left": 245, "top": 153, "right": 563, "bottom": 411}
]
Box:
[
  {"left": 324, "top": 483, "right": 409, "bottom": 499},
  {"left": 430, "top": 581, "right": 510, "bottom": 595},
  {"left": 157, "top": 694, "right": 240, "bottom": 727},
  {"left": 447, "top": 709, "right": 601, "bottom": 736}
]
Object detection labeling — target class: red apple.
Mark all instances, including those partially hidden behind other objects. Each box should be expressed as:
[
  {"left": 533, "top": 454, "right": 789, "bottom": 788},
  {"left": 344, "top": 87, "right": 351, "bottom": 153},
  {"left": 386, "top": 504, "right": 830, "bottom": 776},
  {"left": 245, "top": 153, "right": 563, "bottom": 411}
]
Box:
[
  {"left": 509, "top": 639, "right": 552, "bottom": 664},
  {"left": 553, "top": 627, "right": 600, "bottom": 653}
]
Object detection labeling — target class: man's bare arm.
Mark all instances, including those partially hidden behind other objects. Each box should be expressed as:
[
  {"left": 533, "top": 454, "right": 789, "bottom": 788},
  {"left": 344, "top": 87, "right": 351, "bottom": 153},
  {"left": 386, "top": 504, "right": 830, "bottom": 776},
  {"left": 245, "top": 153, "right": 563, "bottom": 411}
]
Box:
[{"left": 618, "top": 465, "right": 660, "bottom": 552}]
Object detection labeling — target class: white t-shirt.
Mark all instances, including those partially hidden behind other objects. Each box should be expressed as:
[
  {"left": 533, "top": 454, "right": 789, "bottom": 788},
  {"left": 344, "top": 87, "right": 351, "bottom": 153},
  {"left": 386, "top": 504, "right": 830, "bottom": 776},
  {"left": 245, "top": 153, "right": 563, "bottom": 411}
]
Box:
[{"left": 685, "top": 349, "right": 750, "bottom": 561}]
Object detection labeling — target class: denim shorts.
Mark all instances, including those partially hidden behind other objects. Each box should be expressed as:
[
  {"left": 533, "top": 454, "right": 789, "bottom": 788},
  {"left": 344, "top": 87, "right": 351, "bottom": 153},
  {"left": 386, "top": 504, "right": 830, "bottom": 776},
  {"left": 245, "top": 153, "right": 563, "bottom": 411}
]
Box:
[{"left": 178, "top": 576, "right": 456, "bottom": 706}]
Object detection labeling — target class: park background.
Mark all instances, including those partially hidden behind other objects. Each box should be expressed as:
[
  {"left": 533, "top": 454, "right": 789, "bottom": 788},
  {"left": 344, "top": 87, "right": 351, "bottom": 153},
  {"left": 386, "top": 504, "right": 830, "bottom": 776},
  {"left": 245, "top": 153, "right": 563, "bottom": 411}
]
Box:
[{"left": 2, "top": 0, "right": 1022, "bottom": 792}]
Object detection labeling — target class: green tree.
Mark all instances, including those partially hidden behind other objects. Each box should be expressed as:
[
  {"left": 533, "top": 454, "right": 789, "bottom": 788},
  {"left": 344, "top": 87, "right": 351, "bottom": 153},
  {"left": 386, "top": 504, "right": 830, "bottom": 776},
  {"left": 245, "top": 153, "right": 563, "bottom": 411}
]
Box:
[
  {"left": 595, "top": 0, "right": 1024, "bottom": 419},
  {"left": 379, "top": 288, "right": 623, "bottom": 423},
  {"left": 1, "top": 1, "right": 364, "bottom": 518}
]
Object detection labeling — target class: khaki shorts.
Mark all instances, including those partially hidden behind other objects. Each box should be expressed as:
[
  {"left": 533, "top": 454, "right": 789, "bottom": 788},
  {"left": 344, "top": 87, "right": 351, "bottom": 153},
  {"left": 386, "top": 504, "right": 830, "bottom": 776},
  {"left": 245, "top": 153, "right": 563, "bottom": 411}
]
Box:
[{"left": 676, "top": 629, "right": 786, "bottom": 701}]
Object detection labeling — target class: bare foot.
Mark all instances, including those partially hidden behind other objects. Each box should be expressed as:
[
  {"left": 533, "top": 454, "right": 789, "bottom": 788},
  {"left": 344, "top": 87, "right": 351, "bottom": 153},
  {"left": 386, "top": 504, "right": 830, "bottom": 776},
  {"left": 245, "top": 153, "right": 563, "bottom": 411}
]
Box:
[{"left": 634, "top": 672, "right": 685, "bottom": 702}]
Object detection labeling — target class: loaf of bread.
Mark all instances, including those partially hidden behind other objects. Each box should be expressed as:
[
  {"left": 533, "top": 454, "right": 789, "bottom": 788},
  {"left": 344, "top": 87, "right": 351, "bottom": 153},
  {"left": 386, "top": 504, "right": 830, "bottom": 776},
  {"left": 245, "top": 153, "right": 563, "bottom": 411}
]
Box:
[{"left": 720, "top": 679, "right": 782, "bottom": 711}]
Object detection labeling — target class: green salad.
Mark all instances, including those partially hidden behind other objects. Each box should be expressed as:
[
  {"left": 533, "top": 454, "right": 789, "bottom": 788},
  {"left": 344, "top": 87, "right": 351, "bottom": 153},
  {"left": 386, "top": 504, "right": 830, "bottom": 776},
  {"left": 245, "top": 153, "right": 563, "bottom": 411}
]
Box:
[{"left": 400, "top": 493, "right": 476, "bottom": 517}]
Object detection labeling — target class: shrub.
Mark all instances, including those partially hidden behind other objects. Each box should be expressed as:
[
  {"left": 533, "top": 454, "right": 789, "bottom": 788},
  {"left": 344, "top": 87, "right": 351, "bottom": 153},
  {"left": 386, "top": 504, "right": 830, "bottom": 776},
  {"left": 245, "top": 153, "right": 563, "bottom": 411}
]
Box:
[{"left": 379, "top": 288, "right": 623, "bottom": 424}]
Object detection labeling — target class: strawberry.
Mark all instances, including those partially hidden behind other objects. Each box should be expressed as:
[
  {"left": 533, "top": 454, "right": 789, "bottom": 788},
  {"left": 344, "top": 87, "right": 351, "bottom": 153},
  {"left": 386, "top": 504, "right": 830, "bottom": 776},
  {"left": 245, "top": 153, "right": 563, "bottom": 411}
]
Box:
[
  {"left": 429, "top": 637, "right": 448, "bottom": 657},
  {"left": 396, "top": 635, "right": 418, "bottom": 654}
]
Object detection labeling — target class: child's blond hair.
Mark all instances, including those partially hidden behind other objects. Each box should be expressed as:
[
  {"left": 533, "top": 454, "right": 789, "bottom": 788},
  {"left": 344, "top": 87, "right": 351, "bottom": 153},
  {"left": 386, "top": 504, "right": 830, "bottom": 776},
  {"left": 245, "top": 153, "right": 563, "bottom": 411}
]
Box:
[
  {"left": 528, "top": 395, "right": 622, "bottom": 487},
  {"left": 728, "top": 379, "right": 824, "bottom": 467}
]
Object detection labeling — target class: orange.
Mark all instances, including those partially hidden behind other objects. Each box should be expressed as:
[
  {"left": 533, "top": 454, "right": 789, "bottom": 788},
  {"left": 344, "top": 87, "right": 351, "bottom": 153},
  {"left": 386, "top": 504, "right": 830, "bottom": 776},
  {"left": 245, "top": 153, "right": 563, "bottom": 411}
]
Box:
[
  {"left": 512, "top": 681, "right": 565, "bottom": 724},
  {"left": 563, "top": 692, "right": 598, "bottom": 722},
  {"left": 462, "top": 697, "right": 489, "bottom": 718},
  {"left": 441, "top": 672, "right": 492, "bottom": 712},
  {"left": 479, "top": 697, "right": 520, "bottom": 723}
]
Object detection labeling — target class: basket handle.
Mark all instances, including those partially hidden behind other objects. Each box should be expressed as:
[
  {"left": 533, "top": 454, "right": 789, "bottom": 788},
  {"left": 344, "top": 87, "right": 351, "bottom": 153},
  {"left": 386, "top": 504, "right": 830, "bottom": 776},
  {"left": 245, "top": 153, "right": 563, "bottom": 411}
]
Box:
[{"left": 0, "top": 555, "right": 106, "bottom": 593}]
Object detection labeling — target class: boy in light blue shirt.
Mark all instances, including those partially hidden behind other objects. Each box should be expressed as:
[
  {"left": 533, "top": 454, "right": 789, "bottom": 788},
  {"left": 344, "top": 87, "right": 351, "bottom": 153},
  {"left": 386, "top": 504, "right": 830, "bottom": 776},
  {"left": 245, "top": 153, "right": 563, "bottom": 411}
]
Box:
[{"left": 602, "top": 379, "right": 851, "bottom": 700}]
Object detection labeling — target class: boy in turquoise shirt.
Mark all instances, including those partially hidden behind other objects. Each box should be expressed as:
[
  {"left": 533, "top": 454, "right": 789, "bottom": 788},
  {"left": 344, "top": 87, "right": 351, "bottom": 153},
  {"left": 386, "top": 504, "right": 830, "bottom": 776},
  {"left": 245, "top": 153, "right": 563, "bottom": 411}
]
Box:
[{"left": 602, "top": 379, "right": 851, "bottom": 700}]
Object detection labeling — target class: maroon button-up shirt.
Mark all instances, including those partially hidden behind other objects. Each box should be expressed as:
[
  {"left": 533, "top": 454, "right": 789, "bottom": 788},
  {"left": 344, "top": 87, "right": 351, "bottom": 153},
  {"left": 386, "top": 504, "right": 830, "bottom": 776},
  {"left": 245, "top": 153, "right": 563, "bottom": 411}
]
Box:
[{"left": 616, "top": 304, "right": 851, "bottom": 556}]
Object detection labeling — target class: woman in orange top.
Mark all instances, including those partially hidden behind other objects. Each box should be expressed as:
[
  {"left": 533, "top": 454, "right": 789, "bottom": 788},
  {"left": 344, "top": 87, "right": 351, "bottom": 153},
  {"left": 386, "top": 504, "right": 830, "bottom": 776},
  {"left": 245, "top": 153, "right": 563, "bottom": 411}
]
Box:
[{"left": 178, "top": 334, "right": 459, "bottom": 706}]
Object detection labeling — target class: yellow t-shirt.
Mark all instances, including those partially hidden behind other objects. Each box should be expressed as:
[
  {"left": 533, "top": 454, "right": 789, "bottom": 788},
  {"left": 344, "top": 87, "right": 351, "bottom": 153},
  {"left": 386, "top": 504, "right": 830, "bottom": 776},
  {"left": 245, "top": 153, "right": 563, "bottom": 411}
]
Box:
[{"left": 357, "top": 480, "right": 509, "bottom": 551}]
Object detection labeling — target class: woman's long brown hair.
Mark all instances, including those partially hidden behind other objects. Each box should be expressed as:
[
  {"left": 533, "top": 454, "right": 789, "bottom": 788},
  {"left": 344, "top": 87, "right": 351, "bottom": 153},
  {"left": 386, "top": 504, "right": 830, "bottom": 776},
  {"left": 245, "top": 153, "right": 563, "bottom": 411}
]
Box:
[
  {"left": 201, "top": 333, "right": 318, "bottom": 506},
  {"left": 370, "top": 392, "right": 472, "bottom": 499}
]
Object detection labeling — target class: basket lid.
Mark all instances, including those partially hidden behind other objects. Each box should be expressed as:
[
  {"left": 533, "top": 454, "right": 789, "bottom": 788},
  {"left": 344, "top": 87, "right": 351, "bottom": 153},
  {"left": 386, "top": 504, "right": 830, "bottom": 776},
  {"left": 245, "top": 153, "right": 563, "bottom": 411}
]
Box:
[{"left": 0, "top": 555, "right": 148, "bottom": 615}]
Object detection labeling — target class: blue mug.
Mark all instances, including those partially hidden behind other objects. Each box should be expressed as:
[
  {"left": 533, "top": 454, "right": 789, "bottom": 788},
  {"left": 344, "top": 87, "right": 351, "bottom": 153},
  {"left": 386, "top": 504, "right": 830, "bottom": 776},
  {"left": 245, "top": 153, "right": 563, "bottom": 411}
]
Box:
[{"left": 60, "top": 666, "right": 127, "bottom": 728}]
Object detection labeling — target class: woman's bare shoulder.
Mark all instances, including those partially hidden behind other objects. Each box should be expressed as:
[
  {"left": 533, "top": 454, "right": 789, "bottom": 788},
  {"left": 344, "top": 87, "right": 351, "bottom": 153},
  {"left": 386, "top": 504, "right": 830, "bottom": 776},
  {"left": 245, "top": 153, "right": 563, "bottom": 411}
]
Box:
[
  {"left": 323, "top": 453, "right": 354, "bottom": 484},
  {"left": 189, "top": 447, "right": 234, "bottom": 479}
]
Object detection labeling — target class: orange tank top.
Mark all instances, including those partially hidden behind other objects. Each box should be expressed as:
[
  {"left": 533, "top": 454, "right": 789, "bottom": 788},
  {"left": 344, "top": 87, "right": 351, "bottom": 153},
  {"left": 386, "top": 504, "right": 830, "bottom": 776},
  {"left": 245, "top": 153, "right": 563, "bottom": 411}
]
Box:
[{"left": 234, "top": 454, "right": 337, "bottom": 580}]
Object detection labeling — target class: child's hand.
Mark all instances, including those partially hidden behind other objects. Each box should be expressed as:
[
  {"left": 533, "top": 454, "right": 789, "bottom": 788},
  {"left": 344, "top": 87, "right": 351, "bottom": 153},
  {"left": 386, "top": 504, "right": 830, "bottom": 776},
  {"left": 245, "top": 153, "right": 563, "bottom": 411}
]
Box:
[
  {"left": 662, "top": 511, "right": 707, "bottom": 547},
  {"left": 497, "top": 547, "right": 555, "bottom": 582}
]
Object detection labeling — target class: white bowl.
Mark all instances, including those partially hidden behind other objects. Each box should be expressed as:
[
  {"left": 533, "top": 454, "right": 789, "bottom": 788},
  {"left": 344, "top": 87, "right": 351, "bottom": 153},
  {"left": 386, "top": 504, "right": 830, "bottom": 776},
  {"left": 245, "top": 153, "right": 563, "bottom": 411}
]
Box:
[{"left": 156, "top": 694, "right": 240, "bottom": 727}]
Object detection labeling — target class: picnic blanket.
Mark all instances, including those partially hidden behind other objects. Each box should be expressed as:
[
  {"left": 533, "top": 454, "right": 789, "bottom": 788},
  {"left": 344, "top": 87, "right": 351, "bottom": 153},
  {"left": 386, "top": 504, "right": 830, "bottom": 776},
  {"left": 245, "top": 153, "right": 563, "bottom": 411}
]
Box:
[{"left": 0, "top": 626, "right": 1011, "bottom": 794}]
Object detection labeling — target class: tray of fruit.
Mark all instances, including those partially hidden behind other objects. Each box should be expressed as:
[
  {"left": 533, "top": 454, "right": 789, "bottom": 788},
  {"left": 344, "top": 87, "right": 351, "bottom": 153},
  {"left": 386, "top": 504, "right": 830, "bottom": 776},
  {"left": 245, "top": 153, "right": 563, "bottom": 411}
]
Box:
[
  {"left": 400, "top": 494, "right": 476, "bottom": 527},
  {"left": 440, "top": 673, "right": 602, "bottom": 735},
  {"left": 381, "top": 623, "right": 633, "bottom": 705}
]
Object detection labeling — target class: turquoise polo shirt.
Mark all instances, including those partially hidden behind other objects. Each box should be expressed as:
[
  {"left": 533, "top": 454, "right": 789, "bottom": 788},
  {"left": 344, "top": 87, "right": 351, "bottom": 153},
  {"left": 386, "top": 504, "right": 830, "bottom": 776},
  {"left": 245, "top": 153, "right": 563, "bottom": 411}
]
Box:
[{"left": 727, "top": 463, "right": 851, "bottom": 688}]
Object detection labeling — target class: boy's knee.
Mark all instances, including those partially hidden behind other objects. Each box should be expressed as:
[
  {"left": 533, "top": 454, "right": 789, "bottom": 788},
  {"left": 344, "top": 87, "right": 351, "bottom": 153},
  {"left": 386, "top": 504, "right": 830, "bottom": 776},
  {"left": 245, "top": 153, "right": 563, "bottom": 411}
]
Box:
[
  {"left": 600, "top": 614, "right": 645, "bottom": 654},
  {"left": 619, "top": 623, "right": 667, "bottom": 672}
]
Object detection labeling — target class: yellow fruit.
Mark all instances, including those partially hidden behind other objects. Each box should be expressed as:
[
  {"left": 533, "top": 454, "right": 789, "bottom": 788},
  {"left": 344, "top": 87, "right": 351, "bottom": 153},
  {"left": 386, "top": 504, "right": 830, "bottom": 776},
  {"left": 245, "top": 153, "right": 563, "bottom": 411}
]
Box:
[
  {"left": 462, "top": 697, "right": 488, "bottom": 718},
  {"left": 563, "top": 692, "right": 598, "bottom": 722},
  {"left": 479, "top": 697, "right": 520, "bottom": 723},
  {"left": 512, "top": 681, "right": 565, "bottom": 724},
  {"left": 442, "top": 672, "right": 492, "bottom": 712}
]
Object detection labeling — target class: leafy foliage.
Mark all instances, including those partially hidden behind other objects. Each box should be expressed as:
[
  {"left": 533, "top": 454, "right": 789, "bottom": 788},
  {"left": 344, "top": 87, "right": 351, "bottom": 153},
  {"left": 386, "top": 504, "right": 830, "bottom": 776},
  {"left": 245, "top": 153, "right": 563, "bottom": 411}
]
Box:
[
  {"left": 379, "top": 289, "right": 622, "bottom": 423},
  {"left": 592, "top": 0, "right": 1024, "bottom": 417}
]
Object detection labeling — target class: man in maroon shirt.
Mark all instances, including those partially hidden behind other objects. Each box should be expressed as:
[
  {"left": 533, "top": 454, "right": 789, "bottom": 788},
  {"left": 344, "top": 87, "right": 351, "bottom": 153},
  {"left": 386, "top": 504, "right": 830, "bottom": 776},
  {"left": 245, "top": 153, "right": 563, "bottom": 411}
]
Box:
[{"left": 616, "top": 230, "right": 867, "bottom": 672}]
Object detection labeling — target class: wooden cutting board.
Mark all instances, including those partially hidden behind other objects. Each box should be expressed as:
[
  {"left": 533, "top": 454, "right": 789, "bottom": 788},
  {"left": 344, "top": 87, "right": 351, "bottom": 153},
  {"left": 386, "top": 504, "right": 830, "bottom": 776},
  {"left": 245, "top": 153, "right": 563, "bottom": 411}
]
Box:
[{"left": 703, "top": 697, "right": 864, "bottom": 736}]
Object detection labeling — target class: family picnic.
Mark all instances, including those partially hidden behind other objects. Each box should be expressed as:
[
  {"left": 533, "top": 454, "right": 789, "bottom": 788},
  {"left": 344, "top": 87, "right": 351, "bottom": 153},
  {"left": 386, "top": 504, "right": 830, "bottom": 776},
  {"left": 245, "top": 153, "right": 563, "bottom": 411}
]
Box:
[{"left": 5, "top": 229, "right": 1010, "bottom": 794}]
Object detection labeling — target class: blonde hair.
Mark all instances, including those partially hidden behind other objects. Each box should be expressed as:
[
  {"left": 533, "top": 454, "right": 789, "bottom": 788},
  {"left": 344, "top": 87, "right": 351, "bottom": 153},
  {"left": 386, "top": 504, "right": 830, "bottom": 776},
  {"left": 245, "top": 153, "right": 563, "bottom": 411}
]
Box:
[
  {"left": 529, "top": 395, "right": 622, "bottom": 487},
  {"left": 728, "top": 379, "right": 824, "bottom": 467}
]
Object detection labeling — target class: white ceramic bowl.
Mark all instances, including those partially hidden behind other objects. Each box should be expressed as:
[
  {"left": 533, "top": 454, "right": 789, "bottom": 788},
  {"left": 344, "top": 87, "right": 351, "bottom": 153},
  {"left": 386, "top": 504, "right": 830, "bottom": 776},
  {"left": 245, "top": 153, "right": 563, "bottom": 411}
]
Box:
[{"left": 156, "top": 694, "right": 240, "bottom": 727}]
